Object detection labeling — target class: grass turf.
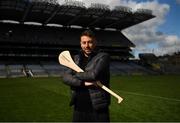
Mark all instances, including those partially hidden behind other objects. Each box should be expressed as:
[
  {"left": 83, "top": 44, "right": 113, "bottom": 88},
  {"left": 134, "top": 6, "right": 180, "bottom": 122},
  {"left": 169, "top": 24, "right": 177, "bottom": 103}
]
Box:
[{"left": 0, "top": 75, "right": 180, "bottom": 122}]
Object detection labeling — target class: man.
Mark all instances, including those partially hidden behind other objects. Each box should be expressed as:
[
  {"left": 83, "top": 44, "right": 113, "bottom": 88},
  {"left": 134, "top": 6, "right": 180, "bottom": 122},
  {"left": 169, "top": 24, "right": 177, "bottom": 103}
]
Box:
[{"left": 63, "top": 30, "right": 110, "bottom": 122}]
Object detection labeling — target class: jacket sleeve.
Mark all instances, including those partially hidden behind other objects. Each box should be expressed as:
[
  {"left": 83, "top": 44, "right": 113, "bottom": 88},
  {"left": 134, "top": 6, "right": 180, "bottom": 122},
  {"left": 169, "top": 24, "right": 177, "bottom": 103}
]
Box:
[
  {"left": 62, "top": 68, "right": 84, "bottom": 87},
  {"left": 75, "top": 53, "right": 110, "bottom": 82}
]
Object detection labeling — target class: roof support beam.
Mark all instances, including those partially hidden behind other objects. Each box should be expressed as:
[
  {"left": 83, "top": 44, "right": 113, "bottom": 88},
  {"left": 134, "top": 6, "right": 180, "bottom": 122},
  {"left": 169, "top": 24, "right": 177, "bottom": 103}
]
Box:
[
  {"left": 105, "top": 14, "right": 130, "bottom": 29},
  {"left": 66, "top": 9, "right": 85, "bottom": 25},
  {"left": 88, "top": 11, "right": 109, "bottom": 27},
  {"left": 44, "top": 5, "right": 60, "bottom": 25},
  {"left": 21, "top": 2, "right": 33, "bottom": 23}
]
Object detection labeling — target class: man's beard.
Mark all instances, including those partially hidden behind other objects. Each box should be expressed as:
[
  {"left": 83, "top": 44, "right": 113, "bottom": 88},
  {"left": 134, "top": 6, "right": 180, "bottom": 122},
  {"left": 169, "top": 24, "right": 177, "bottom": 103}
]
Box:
[{"left": 83, "top": 49, "right": 92, "bottom": 57}]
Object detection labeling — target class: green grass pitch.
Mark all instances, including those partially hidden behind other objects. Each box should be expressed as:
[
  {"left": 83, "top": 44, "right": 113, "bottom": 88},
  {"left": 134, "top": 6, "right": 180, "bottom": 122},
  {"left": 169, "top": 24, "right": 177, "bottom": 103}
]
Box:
[{"left": 0, "top": 75, "right": 180, "bottom": 122}]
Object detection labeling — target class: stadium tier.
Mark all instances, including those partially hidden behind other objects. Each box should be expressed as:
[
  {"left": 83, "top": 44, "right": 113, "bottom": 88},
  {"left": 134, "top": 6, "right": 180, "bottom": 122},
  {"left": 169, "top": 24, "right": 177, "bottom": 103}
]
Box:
[
  {"left": 0, "top": 0, "right": 154, "bottom": 29},
  {"left": 0, "top": 22, "right": 134, "bottom": 60}
]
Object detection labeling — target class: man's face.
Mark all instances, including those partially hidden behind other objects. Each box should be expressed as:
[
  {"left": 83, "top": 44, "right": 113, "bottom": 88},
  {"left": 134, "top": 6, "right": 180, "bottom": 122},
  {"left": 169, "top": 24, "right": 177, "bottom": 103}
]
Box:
[{"left": 80, "top": 35, "right": 96, "bottom": 57}]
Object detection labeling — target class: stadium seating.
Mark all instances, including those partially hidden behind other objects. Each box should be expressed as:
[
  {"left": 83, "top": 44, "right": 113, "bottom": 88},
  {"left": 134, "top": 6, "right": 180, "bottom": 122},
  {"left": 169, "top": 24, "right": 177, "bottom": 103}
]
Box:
[
  {"left": 0, "top": 22, "right": 133, "bottom": 46},
  {"left": 25, "top": 64, "right": 48, "bottom": 77},
  {"left": 1, "top": 59, "right": 177, "bottom": 78},
  {"left": 110, "top": 61, "right": 158, "bottom": 75},
  {"left": 162, "top": 64, "right": 180, "bottom": 74},
  {"left": 0, "top": 64, "right": 7, "bottom": 78},
  {"left": 41, "top": 61, "right": 67, "bottom": 77},
  {"left": 8, "top": 64, "right": 25, "bottom": 78}
]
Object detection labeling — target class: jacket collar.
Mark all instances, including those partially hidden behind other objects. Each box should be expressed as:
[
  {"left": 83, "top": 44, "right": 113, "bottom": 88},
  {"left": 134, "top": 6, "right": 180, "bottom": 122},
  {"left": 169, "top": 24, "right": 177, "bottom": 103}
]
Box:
[{"left": 78, "top": 48, "right": 99, "bottom": 62}]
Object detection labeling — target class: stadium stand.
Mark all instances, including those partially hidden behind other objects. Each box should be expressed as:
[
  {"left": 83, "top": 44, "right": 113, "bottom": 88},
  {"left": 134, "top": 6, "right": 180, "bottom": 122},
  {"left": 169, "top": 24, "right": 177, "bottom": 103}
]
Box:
[
  {"left": 0, "top": 64, "right": 7, "bottom": 78},
  {"left": 162, "top": 65, "right": 180, "bottom": 74},
  {"left": 42, "top": 61, "right": 67, "bottom": 77},
  {"left": 25, "top": 64, "right": 48, "bottom": 77},
  {"left": 0, "top": 22, "right": 135, "bottom": 61},
  {"left": 0, "top": 0, "right": 158, "bottom": 77},
  {"left": 7, "top": 64, "right": 25, "bottom": 78},
  {"left": 110, "top": 61, "right": 157, "bottom": 75}
]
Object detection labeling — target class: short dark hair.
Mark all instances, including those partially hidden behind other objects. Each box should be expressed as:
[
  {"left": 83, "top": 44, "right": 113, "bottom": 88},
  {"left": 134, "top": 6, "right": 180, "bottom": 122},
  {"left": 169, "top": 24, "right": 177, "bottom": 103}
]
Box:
[{"left": 80, "top": 30, "right": 96, "bottom": 40}]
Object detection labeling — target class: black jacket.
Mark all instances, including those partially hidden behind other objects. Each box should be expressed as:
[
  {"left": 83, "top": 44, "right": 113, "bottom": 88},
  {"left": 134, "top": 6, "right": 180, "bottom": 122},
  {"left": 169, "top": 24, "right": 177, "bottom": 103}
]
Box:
[{"left": 62, "top": 50, "right": 110, "bottom": 110}]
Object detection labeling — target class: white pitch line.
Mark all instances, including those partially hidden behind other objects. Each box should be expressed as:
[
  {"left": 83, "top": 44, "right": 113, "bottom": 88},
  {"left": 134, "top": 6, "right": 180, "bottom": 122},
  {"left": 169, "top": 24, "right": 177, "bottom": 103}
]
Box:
[{"left": 119, "top": 90, "right": 180, "bottom": 102}]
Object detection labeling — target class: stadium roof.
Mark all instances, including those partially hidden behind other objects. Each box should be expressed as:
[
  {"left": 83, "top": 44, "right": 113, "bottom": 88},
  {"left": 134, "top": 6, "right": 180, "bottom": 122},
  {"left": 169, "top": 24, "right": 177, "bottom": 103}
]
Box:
[{"left": 0, "top": 0, "right": 155, "bottom": 30}]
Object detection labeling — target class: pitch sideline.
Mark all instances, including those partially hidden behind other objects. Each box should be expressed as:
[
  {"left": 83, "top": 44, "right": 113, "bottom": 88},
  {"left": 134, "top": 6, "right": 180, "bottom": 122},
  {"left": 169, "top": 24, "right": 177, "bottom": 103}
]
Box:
[{"left": 118, "top": 90, "right": 180, "bottom": 102}]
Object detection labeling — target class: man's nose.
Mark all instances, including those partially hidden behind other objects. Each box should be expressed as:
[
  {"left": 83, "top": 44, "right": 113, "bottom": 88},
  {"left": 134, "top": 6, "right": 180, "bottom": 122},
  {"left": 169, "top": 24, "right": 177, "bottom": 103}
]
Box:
[{"left": 85, "top": 43, "right": 89, "bottom": 47}]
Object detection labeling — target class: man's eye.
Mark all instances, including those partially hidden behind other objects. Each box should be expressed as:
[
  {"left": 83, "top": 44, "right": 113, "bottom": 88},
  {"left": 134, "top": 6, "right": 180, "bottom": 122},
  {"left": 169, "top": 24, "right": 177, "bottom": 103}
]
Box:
[{"left": 88, "top": 41, "right": 93, "bottom": 43}]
